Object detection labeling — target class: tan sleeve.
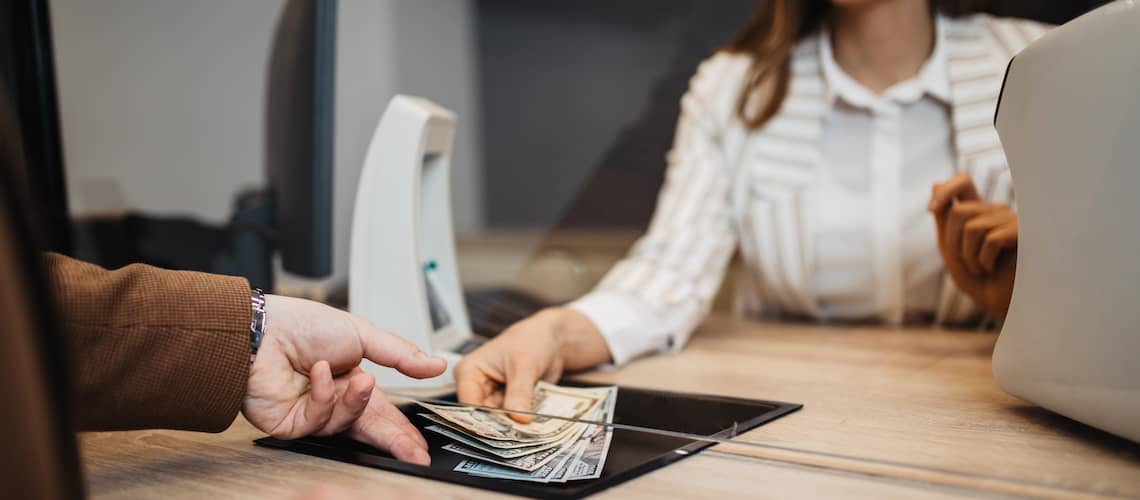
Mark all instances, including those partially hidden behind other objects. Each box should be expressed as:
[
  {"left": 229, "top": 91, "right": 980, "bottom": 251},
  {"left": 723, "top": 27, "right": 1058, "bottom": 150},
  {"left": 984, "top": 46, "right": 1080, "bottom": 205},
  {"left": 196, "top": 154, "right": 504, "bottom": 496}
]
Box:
[{"left": 44, "top": 252, "right": 251, "bottom": 432}]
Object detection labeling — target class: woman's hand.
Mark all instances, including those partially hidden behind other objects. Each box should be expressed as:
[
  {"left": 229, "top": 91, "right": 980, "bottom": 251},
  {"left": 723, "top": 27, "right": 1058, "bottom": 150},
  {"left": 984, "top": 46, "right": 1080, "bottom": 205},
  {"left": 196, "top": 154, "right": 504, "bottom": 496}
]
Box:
[
  {"left": 928, "top": 173, "right": 1018, "bottom": 321},
  {"left": 454, "top": 308, "right": 611, "bottom": 423},
  {"left": 242, "top": 295, "right": 447, "bottom": 465}
]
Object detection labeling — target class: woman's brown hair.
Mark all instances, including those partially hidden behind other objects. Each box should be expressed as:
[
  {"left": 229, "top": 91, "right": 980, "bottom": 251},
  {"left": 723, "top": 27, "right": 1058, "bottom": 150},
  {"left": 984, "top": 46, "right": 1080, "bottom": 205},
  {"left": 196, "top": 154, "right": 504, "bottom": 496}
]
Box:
[
  {"left": 724, "top": 0, "right": 830, "bottom": 130},
  {"left": 724, "top": 0, "right": 982, "bottom": 130}
]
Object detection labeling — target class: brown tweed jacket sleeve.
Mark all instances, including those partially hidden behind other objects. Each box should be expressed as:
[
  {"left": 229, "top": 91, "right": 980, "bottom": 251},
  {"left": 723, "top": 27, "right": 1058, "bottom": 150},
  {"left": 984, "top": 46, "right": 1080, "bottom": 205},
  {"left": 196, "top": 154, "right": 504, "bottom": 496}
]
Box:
[{"left": 43, "top": 253, "right": 252, "bottom": 432}]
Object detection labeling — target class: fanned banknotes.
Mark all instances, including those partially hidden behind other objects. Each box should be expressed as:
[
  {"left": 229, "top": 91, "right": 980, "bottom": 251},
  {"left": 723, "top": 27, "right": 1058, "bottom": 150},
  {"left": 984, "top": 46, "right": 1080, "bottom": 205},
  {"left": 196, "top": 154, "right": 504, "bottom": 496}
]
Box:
[{"left": 416, "top": 382, "right": 617, "bottom": 483}]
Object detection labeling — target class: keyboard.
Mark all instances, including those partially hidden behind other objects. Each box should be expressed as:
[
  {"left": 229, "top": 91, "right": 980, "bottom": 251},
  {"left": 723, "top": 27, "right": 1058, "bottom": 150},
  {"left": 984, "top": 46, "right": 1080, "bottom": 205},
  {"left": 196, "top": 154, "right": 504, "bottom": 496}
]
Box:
[{"left": 463, "top": 287, "right": 551, "bottom": 339}]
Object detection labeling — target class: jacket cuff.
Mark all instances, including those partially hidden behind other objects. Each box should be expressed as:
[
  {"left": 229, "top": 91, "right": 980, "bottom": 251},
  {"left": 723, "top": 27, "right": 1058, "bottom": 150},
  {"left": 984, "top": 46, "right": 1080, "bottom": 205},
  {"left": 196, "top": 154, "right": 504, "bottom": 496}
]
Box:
[{"left": 190, "top": 273, "right": 252, "bottom": 432}]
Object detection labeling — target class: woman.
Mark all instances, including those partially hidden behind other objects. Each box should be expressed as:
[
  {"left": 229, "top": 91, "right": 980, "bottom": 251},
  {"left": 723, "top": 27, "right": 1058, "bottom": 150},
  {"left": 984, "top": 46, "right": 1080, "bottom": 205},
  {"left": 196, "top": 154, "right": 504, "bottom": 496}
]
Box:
[{"left": 457, "top": 0, "right": 1049, "bottom": 419}]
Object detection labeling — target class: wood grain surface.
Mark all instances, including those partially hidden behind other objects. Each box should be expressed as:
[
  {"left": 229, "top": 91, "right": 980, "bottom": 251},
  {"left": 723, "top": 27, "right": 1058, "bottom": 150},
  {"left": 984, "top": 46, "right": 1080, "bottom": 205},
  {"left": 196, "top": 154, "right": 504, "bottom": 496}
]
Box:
[{"left": 80, "top": 316, "right": 1140, "bottom": 499}]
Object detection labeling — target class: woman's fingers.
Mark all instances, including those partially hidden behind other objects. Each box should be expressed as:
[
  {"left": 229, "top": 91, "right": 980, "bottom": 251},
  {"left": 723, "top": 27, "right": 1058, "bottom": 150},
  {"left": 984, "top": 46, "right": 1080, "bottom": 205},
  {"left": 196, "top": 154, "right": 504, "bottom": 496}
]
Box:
[
  {"left": 502, "top": 360, "right": 542, "bottom": 424},
  {"left": 961, "top": 212, "right": 1013, "bottom": 277},
  {"left": 455, "top": 359, "right": 492, "bottom": 407},
  {"left": 929, "top": 173, "right": 980, "bottom": 213},
  {"left": 945, "top": 201, "right": 994, "bottom": 271},
  {"left": 979, "top": 222, "right": 1018, "bottom": 273},
  {"left": 928, "top": 174, "right": 1019, "bottom": 320},
  {"left": 485, "top": 391, "right": 505, "bottom": 409},
  {"left": 930, "top": 174, "right": 984, "bottom": 275}
]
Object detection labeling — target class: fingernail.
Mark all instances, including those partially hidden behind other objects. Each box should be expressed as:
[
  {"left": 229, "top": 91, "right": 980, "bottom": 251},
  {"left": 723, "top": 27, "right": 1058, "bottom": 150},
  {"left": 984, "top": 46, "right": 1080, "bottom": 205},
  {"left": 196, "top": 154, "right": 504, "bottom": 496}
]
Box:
[
  {"left": 413, "top": 447, "right": 431, "bottom": 465},
  {"left": 414, "top": 350, "right": 446, "bottom": 363},
  {"left": 361, "top": 393, "right": 370, "bottom": 402}
]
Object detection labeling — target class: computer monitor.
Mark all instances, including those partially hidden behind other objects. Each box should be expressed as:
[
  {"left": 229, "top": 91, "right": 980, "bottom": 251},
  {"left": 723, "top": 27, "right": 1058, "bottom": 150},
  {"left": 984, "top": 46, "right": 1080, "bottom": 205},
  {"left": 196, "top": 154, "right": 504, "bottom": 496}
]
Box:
[
  {"left": 2, "top": 0, "right": 337, "bottom": 289},
  {"left": 226, "top": 0, "right": 340, "bottom": 289},
  {"left": 265, "top": 0, "right": 336, "bottom": 279},
  {"left": 993, "top": 0, "right": 1140, "bottom": 443}
]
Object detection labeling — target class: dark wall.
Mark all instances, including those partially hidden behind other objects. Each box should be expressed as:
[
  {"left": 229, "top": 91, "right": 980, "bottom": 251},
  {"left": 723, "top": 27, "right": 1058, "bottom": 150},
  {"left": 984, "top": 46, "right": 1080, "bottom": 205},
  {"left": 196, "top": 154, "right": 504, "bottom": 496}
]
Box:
[
  {"left": 476, "top": 0, "right": 1109, "bottom": 231},
  {"left": 477, "top": 0, "right": 756, "bottom": 229},
  {"left": 982, "top": 1, "right": 1109, "bottom": 25}
]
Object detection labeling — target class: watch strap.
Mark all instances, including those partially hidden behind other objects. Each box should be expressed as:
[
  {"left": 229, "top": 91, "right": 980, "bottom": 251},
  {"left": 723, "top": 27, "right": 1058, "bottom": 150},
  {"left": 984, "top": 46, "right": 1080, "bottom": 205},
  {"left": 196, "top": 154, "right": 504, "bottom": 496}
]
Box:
[{"left": 249, "top": 288, "right": 267, "bottom": 358}]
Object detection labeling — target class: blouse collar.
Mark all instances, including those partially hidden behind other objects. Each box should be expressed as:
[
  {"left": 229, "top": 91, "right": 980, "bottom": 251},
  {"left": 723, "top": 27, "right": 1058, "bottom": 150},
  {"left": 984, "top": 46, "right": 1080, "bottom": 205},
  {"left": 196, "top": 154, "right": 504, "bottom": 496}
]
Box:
[{"left": 819, "top": 14, "right": 951, "bottom": 109}]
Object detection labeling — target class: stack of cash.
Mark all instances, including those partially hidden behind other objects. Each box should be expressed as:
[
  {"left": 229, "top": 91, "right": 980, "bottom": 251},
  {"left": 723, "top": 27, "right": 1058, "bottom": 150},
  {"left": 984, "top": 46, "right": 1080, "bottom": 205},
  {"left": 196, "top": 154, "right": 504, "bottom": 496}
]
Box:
[{"left": 416, "top": 382, "right": 617, "bottom": 482}]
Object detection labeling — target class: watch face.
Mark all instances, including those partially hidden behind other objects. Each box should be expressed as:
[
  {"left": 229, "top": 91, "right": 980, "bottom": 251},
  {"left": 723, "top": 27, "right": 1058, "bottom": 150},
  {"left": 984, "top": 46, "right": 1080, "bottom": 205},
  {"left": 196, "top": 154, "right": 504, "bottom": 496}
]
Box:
[{"left": 250, "top": 289, "right": 267, "bottom": 354}]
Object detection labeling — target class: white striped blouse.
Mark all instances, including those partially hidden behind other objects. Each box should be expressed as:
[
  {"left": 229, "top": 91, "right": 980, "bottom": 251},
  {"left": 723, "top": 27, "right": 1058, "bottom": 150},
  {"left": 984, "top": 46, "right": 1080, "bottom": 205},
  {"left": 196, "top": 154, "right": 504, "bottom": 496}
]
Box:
[{"left": 569, "top": 14, "right": 1051, "bottom": 366}]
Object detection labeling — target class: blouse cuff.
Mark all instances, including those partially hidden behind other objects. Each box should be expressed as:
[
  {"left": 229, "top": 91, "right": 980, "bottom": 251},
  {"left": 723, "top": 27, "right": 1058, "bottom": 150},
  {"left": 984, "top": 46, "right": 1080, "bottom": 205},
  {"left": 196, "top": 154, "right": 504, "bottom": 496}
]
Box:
[{"left": 568, "top": 290, "right": 672, "bottom": 366}]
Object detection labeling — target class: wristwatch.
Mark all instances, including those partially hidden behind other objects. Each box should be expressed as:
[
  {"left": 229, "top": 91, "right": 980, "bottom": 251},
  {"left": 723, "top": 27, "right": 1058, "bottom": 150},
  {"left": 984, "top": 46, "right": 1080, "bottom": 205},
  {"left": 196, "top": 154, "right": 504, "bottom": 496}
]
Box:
[{"left": 249, "top": 288, "right": 267, "bottom": 361}]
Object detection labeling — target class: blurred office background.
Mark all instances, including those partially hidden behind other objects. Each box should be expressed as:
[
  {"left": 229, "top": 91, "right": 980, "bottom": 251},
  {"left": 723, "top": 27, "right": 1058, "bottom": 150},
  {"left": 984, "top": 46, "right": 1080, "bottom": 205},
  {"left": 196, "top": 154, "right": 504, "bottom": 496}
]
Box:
[{"left": 47, "top": 0, "right": 1108, "bottom": 320}]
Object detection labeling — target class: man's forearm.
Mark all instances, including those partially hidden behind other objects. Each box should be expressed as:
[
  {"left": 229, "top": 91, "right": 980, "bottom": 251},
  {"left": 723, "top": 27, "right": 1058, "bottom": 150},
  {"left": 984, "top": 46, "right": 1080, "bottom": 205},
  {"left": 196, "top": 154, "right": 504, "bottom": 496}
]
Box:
[{"left": 44, "top": 253, "right": 251, "bottom": 432}]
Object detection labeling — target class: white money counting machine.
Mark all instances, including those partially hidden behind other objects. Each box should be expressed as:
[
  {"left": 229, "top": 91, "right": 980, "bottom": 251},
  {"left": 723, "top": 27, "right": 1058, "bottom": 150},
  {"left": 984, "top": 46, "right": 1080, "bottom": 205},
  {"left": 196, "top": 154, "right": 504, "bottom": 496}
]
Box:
[{"left": 349, "top": 95, "right": 484, "bottom": 389}]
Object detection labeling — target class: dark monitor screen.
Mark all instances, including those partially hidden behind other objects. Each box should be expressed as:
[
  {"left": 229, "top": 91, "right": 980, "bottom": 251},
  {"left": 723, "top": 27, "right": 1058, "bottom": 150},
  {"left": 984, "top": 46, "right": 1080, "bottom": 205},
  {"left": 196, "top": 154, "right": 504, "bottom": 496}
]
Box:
[
  {"left": 2, "top": 0, "right": 336, "bottom": 286},
  {"left": 266, "top": 0, "right": 336, "bottom": 278}
]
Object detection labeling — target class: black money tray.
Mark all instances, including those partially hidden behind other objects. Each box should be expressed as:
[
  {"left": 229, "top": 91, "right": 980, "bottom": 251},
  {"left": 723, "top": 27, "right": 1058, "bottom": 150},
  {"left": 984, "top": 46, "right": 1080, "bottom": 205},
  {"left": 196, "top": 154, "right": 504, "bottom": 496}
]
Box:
[{"left": 256, "top": 382, "right": 801, "bottom": 499}]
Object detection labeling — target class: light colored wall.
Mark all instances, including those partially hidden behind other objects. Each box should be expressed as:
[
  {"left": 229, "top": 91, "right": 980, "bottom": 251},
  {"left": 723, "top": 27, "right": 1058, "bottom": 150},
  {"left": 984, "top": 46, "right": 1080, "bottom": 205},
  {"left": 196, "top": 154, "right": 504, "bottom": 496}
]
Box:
[
  {"left": 49, "top": 0, "right": 483, "bottom": 287},
  {"left": 50, "top": 0, "right": 273, "bottom": 222}
]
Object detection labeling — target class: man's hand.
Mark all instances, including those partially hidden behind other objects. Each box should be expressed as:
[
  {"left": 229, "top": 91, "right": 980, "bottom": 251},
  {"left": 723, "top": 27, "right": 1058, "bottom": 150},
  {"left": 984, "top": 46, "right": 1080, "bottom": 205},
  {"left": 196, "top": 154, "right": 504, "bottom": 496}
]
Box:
[
  {"left": 454, "top": 308, "right": 610, "bottom": 423},
  {"left": 242, "top": 295, "right": 447, "bottom": 465},
  {"left": 928, "top": 173, "right": 1019, "bottom": 321}
]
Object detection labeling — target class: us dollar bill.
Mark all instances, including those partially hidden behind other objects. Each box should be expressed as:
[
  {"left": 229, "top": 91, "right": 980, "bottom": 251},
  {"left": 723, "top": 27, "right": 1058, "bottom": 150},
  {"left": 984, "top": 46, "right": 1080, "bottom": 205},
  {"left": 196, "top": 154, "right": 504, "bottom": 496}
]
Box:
[
  {"left": 456, "top": 436, "right": 587, "bottom": 483},
  {"left": 564, "top": 386, "right": 617, "bottom": 480},
  {"left": 564, "top": 423, "right": 608, "bottom": 480},
  {"left": 417, "top": 381, "right": 603, "bottom": 441},
  {"left": 454, "top": 386, "right": 618, "bottom": 483},
  {"left": 441, "top": 429, "right": 577, "bottom": 473},
  {"left": 419, "top": 414, "right": 568, "bottom": 449},
  {"left": 454, "top": 458, "right": 560, "bottom": 483},
  {"left": 548, "top": 438, "right": 589, "bottom": 482},
  {"left": 424, "top": 424, "right": 568, "bottom": 459}
]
